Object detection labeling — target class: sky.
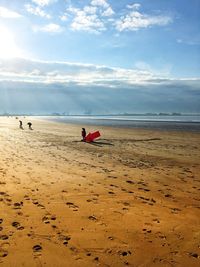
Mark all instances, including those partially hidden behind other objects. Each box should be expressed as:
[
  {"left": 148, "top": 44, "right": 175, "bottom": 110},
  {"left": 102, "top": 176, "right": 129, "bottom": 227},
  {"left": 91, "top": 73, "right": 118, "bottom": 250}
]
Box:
[{"left": 0, "top": 0, "right": 200, "bottom": 114}]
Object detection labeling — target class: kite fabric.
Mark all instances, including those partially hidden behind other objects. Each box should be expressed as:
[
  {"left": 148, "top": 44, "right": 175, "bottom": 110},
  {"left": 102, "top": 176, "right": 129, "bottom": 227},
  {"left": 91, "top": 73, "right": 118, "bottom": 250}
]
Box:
[{"left": 85, "top": 131, "right": 101, "bottom": 142}]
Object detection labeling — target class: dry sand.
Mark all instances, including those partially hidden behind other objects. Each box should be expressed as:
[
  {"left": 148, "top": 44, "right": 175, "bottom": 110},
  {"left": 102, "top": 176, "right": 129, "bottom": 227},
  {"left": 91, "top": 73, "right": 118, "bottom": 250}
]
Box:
[{"left": 0, "top": 117, "right": 200, "bottom": 267}]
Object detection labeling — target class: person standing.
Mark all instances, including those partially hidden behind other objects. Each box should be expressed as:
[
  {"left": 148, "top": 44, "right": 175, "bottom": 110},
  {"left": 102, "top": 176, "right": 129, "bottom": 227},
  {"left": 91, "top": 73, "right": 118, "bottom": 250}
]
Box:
[
  {"left": 81, "top": 128, "right": 86, "bottom": 141},
  {"left": 19, "top": 120, "right": 23, "bottom": 129},
  {"left": 27, "top": 122, "right": 33, "bottom": 130}
]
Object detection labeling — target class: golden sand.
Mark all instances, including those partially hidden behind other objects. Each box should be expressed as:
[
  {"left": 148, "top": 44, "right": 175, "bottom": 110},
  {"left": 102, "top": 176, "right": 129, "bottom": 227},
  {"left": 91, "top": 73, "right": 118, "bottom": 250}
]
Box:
[{"left": 0, "top": 117, "right": 200, "bottom": 267}]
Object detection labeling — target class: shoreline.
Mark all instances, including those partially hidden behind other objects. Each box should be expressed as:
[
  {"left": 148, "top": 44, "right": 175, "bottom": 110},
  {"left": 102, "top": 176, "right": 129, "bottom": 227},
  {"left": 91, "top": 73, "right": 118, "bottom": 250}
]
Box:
[
  {"left": 38, "top": 116, "right": 200, "bottom": 133},
  {"left": 2, "top": 115, "right": 200, "bottom": 133},
  {"left": 0, "top": 117, "right": 200, "bottom": 266}
]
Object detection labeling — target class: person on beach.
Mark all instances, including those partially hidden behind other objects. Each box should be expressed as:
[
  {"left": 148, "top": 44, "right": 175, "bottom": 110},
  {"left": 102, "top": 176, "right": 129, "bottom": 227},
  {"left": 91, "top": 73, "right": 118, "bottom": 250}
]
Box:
[
  {"left": 19, "top": 120, "right": 23, "bottom": 130},
  {"left": 81, "top": 128, "right": 86, "bottom": 141},
  {"left": 27, "top": 122, "right": 33, "bottom": 130}
]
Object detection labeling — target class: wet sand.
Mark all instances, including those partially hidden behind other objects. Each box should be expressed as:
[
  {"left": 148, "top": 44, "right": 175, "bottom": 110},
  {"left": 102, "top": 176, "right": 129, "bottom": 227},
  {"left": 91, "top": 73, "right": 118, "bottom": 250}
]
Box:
[{"left": 0, "top": 117, "right": 200, "bottom": 267}]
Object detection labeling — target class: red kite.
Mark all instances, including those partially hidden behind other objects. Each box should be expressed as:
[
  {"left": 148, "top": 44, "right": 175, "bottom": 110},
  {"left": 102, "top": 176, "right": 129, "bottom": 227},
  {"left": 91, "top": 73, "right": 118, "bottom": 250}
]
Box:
[{"left": 85, "top": 131, "right": 101, "bottom": 142}]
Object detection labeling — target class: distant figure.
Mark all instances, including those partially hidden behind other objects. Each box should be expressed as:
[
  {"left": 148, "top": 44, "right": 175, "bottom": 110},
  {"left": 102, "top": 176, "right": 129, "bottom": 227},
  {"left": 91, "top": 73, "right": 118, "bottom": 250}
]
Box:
[
  {"left": 19, "top": 120, "right": 23, "bottom": 130},
  {"left": 27, "top": 122, "right": 33, "bottom": 130},
  {"left": 81, "top": 128, "right": 86, "bottom": 141}
]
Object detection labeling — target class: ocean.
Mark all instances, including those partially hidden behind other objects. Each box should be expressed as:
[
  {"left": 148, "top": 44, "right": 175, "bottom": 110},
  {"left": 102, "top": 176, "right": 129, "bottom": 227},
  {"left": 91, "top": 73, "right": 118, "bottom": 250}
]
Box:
[{"left": 44, "top": 115, "right": 200, "bottom": 132}]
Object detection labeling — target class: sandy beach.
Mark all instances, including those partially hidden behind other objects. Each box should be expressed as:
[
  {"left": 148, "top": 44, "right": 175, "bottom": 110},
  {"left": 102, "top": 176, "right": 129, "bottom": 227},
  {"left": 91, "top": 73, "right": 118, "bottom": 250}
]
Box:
[{"left": 0, "top": 116, "right": 200, "bottom": 267}]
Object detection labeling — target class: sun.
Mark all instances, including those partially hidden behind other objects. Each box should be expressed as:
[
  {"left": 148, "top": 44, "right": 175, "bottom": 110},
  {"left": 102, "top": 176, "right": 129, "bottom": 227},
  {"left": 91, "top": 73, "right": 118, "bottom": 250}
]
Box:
[{"left": 0, "top": 25, "right": 23, "bottom": 58}]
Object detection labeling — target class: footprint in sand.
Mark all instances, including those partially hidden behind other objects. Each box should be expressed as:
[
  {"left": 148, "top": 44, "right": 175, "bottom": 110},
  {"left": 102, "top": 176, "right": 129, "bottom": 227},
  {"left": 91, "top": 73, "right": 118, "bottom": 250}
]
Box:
[
  {"left": 0, "top": 250, "right": 8, "bottom": 258},
  {"left": 86, "top": 198, "right": 98, "bottom": 204},
  {"left": 118, "top": 250, "right": 132, "bottom": 257},
  {"left": 42, "top": 215, "right": 56, "bottom": 224},
  {"left": 88, "top": 215, "right": 98, "bottom": 221},
  {"left": 32, "top": 244, "right": 42, "bottom": 256},
  {"left": 142, "top": 229, "right": 152, "bottom": 234},
  {"left": 164, "top": 194, "right": 173, "bottom": 198},
  {"left": 170, "top": 207, "right": 181, "bottom": 214},
  {"left": 32, "top": 199, "right": 39, "bottom": 205},
  {"left": 5, "top": 198, "right": 12, "bottom": 206},
  {"left": 0, "top": 235, "right": 9, "bottom": 240},
  {"left": 58, "top": 234, "right": 71, "bottom": 246},
  {"left": 156, "top": 232, "right": 166, "bottom": 240},
  {"left": 107, "top": 175, "right": 117, "bottom": 179},
  {"left": 126, "top": 180, "right": 135, "bottom": 184},
  {"left": 189, "top": 252, "right": 199, "bottom": 258},
  {"left": 11, "top": 221, "right": 24, "bottom": 230},
  {"left": 32, "top": 199, "right": 45, "bottom": 209},
  {"left": 152, "top": 218, "right": 160, "bottom": 224},
  {"left": 24, "top": 195, "right": 30, "bottom": 200},
  {"left": 61, "top": 190, "right": 68, "bottom": 193},
  {"left": 110, "top": 184, "right": 118, "bottom": 188},
  {"left": 108, "top": 236, "right": 115, "bottom": 241},
  {"left": 13, "top": 202, "right": 23, "bottom": 209},
  {"left": 138, "top": 187, "right": 150, "bottom": 192},
  {"left": 66, "top": 202, "right": 79, "bottom": 211},
  {"left": 121, "top": 188, "right": 127, "bottom": 192},
  {"left": 139, "top": 196, "right": 156, "bottom": 205},
  {"left": 42, "top": 216, "right": 50, "bottom": 224}
]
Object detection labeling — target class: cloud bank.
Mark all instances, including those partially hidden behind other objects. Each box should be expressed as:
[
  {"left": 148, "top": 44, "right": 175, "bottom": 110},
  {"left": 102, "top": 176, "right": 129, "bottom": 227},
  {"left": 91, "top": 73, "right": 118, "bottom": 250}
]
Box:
[{"left": 0, "top": 57, "right": 199, "bottom": 114}]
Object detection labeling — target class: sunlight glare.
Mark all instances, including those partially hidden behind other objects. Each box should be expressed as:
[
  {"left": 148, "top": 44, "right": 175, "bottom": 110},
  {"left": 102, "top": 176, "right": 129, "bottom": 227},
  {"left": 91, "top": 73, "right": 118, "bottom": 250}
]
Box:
[{"left": 0, "top": 25, "right": 23, "bottom": 58}]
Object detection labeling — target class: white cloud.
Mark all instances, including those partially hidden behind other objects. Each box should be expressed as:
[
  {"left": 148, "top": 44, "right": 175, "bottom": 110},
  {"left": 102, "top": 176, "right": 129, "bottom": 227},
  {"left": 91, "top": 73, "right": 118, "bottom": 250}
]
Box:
[
  {"left": 33, "top": 23, "right": 64, "bottom": 33},
  {"left": 0, "top": 57, "right": 170, "bottom": 86},
  {"left": 60, "top": 14, "right": 68, "bottom": 21},
  {"left": 176, "top": 38, "right": 200, "bottom": 46},
  {"left": 127, "top": 3, "right": 141, "bottom": 10},
  {"left": 83, "top": 6, "right": 97, "bottom": 14},
  {"left": 91, "top": 0, "right": 109, "bottom": 8},
  {"left": 135, "top": 61, "right": 152, "bottom": 71},
  {"left": 66, "top": 2, "right": 171, "bottom": 34},
  {"left": 71, "top": 15, "right": 105, "bottom": 33},
  {"left": 25, "top": 4, "right": 51, "bottom": 19},
  {"left": 116, "top": 6, "right": 172, "bottom": 31},
  {"left": 0, "top": 6, "right": 22, "bottom": 18},
  {"left": 135, "top": 61, "right": 172, "bottom": 77},
  {"left": 67, "top": 1, "right": 114, "bottom": 33},
  {"left": 1, "top": 58, "right": 199, "bottom": 114},
  {"left": 68, "top": 6, "right": 106, "bottom": 33},
  {"left": 32, "top": 0, "right": 57, "bottom": 7},
  {"left": 102, "top": 7, "right": 114, "bottom": 17}
]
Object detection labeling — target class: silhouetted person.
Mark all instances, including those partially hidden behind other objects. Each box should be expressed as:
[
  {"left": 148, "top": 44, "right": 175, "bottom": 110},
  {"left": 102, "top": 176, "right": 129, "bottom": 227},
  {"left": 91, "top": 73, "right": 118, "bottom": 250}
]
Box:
[
  {"left": 19, "top": 120, "right": 23, "bottom": 130},
  {"left": 27, "top": 122, "right": 33, "bottom": 130},
  {"left": 81, "top": 128, "right": 86, "bottom": 141}
]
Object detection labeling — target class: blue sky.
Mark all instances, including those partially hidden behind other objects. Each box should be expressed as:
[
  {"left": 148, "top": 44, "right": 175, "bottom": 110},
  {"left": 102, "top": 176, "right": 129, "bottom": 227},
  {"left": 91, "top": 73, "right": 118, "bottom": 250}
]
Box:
[{"left": 0, "top": 0, "right": 200, "bottom": 114}]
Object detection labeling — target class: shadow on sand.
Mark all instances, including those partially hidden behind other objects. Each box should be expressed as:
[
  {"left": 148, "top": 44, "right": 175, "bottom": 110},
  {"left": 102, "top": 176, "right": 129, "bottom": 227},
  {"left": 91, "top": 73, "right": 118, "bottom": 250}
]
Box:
[
  {"left": 133, "top": 138, "right": 161, "bottom": 142},
  {"left": 88, "top": 140, "right": 114, "bottom": 147},
  {"left": 73, "top": 138, "right": 161, "bottom": 147},
  {"left": 73, "top": 139, "right": 114, "bottom": 147}
]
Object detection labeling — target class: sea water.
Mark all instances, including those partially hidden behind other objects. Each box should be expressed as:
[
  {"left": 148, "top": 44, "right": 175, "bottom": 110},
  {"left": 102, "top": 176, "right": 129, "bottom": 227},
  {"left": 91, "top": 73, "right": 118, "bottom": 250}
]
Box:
[{"left": 43, "top": 115, "right": 200, "bottom": 132}]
